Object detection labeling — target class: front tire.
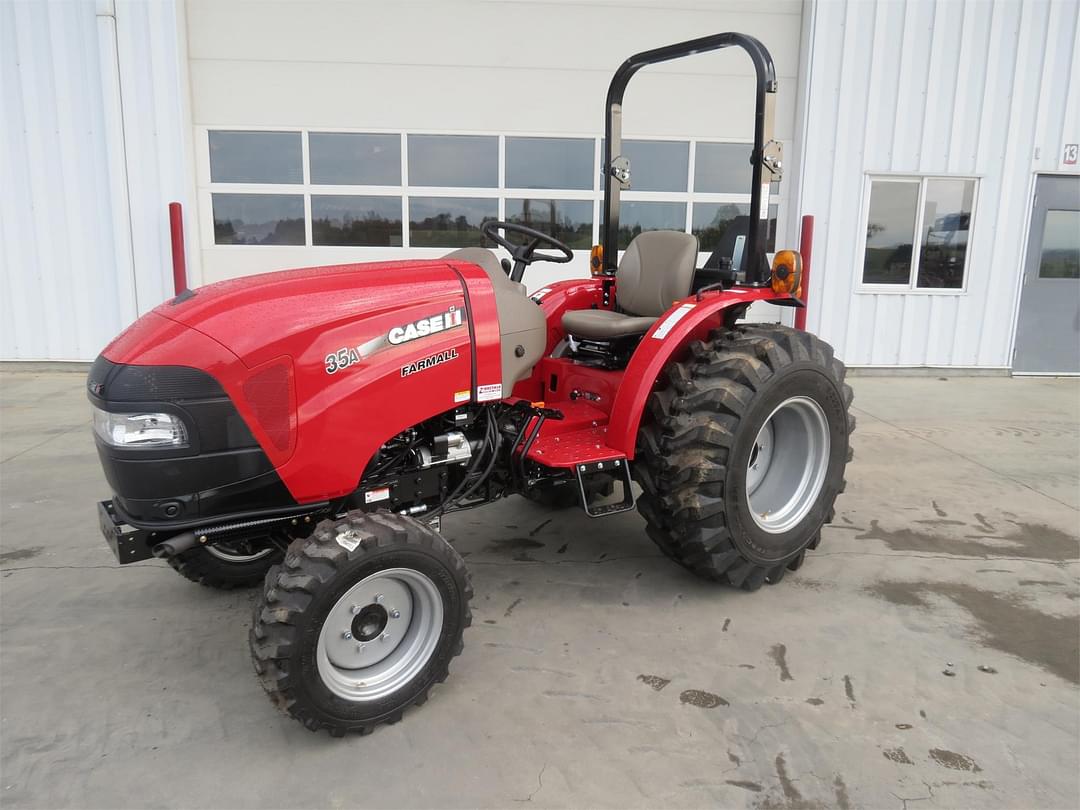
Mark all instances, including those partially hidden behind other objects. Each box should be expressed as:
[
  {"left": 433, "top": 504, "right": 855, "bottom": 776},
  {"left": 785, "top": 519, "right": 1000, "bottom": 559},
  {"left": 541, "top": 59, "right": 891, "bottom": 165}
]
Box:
[
  {"left": 249, "top": 512, "right": 471, "bottom": 736},
  {"left": 167, "top": 536, "right": 282, "bottom": 589},
  {"left": 636, "top": 324, "right": 854, "bottom": 590}
]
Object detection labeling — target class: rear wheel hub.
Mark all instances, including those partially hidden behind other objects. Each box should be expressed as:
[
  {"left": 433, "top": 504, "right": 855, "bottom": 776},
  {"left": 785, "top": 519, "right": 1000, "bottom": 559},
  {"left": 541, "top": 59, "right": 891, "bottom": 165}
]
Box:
[{"left": 746, "top": 395, "right": 831, "bottom": 534}]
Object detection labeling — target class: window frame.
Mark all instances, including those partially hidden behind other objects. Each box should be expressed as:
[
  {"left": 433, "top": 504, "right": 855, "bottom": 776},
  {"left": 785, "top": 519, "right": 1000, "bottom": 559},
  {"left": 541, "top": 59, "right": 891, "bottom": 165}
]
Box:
[
  {"left": 197, "top": 126, "right": 785, "bottom": 258},
  {"left": 856, "top": 173, "right": 980, "bottom": 295}
]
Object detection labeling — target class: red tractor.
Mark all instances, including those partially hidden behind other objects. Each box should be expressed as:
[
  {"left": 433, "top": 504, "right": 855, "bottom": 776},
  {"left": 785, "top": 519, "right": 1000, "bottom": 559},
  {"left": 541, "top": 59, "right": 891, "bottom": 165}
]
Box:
[{"left": 90, "top": 33, "right": 853, "bottom": 736}]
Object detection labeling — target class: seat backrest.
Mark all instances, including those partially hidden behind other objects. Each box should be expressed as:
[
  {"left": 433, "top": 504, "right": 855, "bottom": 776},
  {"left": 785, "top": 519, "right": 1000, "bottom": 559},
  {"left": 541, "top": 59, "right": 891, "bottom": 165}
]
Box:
[{"left": 616, "top": 231, "right": 700, "bottom": 317}]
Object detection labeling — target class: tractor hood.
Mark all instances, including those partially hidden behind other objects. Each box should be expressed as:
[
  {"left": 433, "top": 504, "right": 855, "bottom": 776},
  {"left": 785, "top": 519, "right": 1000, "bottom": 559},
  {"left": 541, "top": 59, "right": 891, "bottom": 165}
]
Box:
[{"left": 156, "top": 259, "right": 468, "bottom": 366}]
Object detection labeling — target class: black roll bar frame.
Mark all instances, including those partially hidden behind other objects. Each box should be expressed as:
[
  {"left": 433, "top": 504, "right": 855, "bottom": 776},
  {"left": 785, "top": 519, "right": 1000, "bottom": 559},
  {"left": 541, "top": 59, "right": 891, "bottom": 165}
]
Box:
[{"left": 600, "top": 32, "right": 783, "bottom": 286}]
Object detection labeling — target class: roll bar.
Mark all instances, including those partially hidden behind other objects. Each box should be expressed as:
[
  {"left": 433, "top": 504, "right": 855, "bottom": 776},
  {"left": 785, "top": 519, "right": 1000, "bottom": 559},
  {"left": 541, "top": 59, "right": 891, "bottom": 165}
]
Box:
[{"left": 600, "top": 33, "right": 783, "bottom": 286}]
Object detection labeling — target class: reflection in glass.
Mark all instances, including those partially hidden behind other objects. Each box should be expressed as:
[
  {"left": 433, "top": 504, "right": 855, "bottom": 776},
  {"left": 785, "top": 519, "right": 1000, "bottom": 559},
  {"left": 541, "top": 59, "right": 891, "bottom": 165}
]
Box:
[
  {"left": 409, "top": 197, "right": 497, "bottom": 247},
  {"left": 694, "top": 142, "right": 778, "bottom": 194},
  {"left": 612, "top": 201, "right": 686, "bottom": 249},
  {"left": 916, "top": 179, "right": 974, "bottom": 288},
  {"left": 862, "top": 181, "right": 919, "bottom": 284},
  {"left": 693, "top": 203, "right": 778, "bottom": 255},
  {"left": 408, "top": 135, "right": 498, "bottom": 187},
  {"left": 309, "top": 133, "right": 401, "bottom": 185},
  {"left": 504, "top": 199, "right": 592, "bottom": 249},
  {"left": 312, "top": 196, "right": 402, "bottom": 246},
  {"left": 213, "top": 194, "right": 305, "bottom": 245},
  {"left": 209, "top": 131, "right": 302, "bottom": 184},
  {"left": 1038, "top": 210, "right": 1080, "bottom": 279},
  {"left": 603, "top": 140, "right": 689, "bottom": 192},
  {"left": 505, "top": 137, "right": 593, "bottom": 190}
]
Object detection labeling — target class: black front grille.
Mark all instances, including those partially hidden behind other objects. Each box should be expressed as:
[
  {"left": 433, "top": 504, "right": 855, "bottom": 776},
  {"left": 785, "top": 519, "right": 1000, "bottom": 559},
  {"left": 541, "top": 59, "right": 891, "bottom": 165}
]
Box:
[{"left": 87, "top": 356, "right": 225, "bottom": 402}]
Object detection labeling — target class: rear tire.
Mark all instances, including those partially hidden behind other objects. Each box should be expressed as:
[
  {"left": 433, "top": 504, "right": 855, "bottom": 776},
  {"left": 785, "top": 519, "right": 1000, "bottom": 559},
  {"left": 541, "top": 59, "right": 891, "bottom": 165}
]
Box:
[
  {"left": 249, "top": 512, "right": 471, "bottom": 736},
  {"left": 635, "top": 324, "right": 854, "bottom": 590}
]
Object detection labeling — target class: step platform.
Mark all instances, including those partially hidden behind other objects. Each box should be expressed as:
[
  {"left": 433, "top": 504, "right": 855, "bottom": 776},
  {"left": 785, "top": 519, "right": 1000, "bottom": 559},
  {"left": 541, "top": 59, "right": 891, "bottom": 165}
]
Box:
[{"left": 523, "top": 400, "right": 635, "bottom": 517}]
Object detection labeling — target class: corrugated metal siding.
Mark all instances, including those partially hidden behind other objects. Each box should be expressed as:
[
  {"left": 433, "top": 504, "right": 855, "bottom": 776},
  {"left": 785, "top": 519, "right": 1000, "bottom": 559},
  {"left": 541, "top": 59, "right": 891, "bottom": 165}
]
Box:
[
  {"left": 0, "top": 0, "right": 190, "bottom": 361},
  {"left": 797, "top": 0, "right": 1079, "bottom": 368}
]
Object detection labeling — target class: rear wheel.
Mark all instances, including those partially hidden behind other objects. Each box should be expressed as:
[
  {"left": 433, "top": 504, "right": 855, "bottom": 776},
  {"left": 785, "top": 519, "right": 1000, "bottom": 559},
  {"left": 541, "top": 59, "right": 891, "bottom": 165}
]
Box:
[
  {"left": 167, "top": 535, "right": 282, "bottom": 589},
  {"left": 249, "top": 512, "right": 471, "bottom": 736},
  {"left": 635, "top": 324, "right": 854, "bottom": 590}
]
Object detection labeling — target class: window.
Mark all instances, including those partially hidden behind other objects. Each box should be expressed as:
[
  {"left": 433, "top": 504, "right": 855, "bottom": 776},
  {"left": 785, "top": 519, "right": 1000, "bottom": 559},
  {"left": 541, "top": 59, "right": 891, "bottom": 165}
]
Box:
[
  {"left": 614, "top": 201, "right": 686, "bottom": 249},
  {"left": 408, "top": 197, "right": 497, "bottom": 248},
  {"left": 506, "top": 137, "right": 593, "bottom": 190},
  {"left": 212, "top": 194, "right": 305, "bottom": 245},
  {"left": 695, "top": 142, "right": 779, "bottom": 194},
  {"left": 613, "top": 140, "right": 689, "bottom": 192},
  {"left": 204, "top": 130, "right": 782, "bottom": 252},
  {"left": 407, "top": 135, "right": 497, "bottom": 187},
  {"left": 1038, "top": 211, "right": 1080, "bottom": 279},
  {"left": 861, "top": 177, "right": 976, "bottom": 290},
  {"left": 312, "top": 196, "right": 402, "bottom": 246},
  {"left": 692, "top": 202, "right": 778, "bottom": 254},
  {"left": 505, "top": 199, "right": 593, "bottom": 249},
  {"left": 209, "top": 132, "right": 302, "bottom": 184},
  {"left": 309, "top": 133, "right": 400, "bottom": 185}
]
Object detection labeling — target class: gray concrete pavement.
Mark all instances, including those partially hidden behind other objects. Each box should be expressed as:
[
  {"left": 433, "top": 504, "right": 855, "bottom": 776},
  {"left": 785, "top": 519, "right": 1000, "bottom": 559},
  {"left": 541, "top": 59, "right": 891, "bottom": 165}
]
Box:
[{"left": 1, "top": 371, "right": 1077, "bottom": 809}]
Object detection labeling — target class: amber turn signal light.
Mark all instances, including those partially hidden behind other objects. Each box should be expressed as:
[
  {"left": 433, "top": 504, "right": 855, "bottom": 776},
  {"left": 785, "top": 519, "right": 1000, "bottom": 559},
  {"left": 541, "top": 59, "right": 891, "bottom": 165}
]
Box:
[
  {"left": 590, "top": 244, "right": 604, "bottom": 276},
  {"left": 771, "top": 250, "right": 803, "bottom": 297}
]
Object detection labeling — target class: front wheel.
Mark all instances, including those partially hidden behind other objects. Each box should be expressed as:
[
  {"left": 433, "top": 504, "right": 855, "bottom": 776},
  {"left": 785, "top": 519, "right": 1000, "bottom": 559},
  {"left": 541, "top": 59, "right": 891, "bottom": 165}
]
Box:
[
  {"left": 167, "top": 535, "right": 283, "bottom": 589},
  {"left": 635, "top": 324, "right": 854, "bottom": 590},
  {"left": 250, "top": 512, "right": 471, "bottom": 736}
]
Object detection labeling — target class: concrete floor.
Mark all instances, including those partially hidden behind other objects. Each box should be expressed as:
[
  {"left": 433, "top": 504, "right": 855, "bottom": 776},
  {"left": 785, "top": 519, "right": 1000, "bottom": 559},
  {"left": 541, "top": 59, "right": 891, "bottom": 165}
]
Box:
[{"left": 0, "top": 370, "right": 1077, "bottom": 810}]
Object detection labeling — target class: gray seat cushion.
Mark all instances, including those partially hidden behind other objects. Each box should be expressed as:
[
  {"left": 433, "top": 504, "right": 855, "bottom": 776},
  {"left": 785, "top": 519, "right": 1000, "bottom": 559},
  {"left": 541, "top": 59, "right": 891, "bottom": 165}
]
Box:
[
  {"left": 561, "top": 231, "right": 699, "bottom": 341},
  {"left": 561, "top": 309, "right": 657, "bottom": 339}
]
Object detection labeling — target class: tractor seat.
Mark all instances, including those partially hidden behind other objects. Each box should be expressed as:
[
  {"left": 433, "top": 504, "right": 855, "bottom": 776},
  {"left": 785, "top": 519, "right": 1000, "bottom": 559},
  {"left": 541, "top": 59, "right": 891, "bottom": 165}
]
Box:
[{"left": 561, "top": 231, "right": 699, "bottom": 340}]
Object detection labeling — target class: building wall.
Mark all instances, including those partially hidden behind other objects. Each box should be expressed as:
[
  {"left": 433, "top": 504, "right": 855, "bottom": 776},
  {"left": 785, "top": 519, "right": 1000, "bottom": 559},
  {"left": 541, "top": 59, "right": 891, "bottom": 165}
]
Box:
[
  {"left": 0, "top": 0, "right": 192, "bottom": 362},
  {"left": 797, "top": 0, "right": 1079, "bottom": 369},
  {"left": 183, "top": 0, "right": 806, "bottom": 294}
]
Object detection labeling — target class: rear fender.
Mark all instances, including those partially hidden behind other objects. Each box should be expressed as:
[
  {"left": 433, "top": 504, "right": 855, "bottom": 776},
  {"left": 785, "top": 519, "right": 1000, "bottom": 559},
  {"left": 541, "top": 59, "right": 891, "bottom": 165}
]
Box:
[{"left": 606, "top": 288, "right": 782, "bottom": 458}]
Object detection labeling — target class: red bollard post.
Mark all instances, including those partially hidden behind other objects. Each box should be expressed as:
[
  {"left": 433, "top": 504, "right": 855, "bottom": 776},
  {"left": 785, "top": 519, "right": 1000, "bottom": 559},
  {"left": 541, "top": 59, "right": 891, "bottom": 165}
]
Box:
[
  {"left": 795, "top": 214, "right": 814, "bottom": 331},
  {"left": 169, "top": 202, "right": 188, "bottom": 296}
]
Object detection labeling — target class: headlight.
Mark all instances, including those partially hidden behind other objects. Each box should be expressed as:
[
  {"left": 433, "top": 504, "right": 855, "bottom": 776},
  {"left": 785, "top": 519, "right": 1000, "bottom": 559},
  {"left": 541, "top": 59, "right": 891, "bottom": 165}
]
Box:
[{"left": 92, "top": 407, "right": 188, "bottom": 448}]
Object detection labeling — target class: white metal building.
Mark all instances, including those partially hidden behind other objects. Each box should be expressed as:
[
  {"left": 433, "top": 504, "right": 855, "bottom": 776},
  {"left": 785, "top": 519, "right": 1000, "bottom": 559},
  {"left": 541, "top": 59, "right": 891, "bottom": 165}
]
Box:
[{"left": 2, "top": 0, "right": 1078, "bottom": 373}]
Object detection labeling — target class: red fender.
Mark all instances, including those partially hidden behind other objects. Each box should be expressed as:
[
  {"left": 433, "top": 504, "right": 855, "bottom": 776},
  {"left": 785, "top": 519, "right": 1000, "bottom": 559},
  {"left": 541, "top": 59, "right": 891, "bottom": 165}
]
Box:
[{"left": 606, "top": 287, "right": 782, "bottom": 459}]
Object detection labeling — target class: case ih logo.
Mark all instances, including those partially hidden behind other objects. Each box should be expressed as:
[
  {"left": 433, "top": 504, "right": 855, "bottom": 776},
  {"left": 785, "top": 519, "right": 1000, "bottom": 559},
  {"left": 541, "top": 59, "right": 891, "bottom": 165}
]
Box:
[{"left": 388, "top": 306, "right": 464, "bottom": 345}]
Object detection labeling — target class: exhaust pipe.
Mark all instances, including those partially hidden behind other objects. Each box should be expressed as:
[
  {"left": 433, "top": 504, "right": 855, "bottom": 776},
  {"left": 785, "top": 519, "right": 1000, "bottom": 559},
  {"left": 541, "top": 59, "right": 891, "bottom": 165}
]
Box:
[{"left": 152, "top": 531, "right": 199, "bottom": 558}]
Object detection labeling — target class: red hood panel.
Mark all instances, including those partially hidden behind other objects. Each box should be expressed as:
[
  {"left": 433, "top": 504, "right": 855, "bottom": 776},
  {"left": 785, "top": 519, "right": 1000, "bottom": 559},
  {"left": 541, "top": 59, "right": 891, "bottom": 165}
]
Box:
[{"left": 157, "top": 260, "right": 465, "bottom": 366}]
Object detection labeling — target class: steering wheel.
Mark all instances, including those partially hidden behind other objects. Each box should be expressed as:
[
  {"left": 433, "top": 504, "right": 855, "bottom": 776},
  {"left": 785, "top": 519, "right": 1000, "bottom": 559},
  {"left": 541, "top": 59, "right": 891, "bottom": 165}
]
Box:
[{"left": 480, "top": 220, "right": 574, "bottom": 283}]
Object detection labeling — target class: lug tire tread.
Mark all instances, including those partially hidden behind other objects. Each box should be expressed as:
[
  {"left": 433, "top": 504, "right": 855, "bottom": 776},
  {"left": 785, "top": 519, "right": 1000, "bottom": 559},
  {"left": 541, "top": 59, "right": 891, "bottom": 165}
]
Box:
[
  {"left": 249, "top": 511, "right": 471, "bottom": 736},
  {"left": 167, "top": 544, "right": 282, "bottom": 590},
  {"left": 634, "top": 324, "right": 855, "bottom": 589}
]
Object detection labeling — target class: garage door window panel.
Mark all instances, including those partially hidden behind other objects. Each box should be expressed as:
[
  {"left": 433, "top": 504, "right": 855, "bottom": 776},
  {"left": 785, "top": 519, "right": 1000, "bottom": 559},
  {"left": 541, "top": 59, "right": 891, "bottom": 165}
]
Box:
[
  {"left": 209, "top": 131, "right": 302, "bottom": 184},
  {"left": 408, "top": 135, "right": 498, "bottom": 188},
  {"left": 695, "top": 142, "right": 779, "bottom": 195},
  {"left": 312, "top": 196, "right": 403, "bottom": 247},
  {"left": 693, "top": 202, "right": 778, "bottom": 254},
  {"left": 213, "top": 194, "right": 305, "bottom": 245},
  {"left": 409, "top": 197, "right": 497, "bottom": 248},
  {"left": 309, "top": 133, "right": 401, "bottom": 186},
  {"left": 505, "top": 199, "right": 593, "bottom": 249},
  {"left": 612, "top": 201, "right": 687, "bottom": 249},
  {"left": 506, "top": 138, "right": 593, "bottom": 190}
]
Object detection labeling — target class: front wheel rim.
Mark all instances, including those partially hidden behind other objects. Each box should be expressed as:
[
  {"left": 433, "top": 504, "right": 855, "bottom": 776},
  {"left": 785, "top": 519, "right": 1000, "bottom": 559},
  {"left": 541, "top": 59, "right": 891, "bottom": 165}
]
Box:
[
  {"left": 746, "top": 396, "right": 831, "bottom": 534},
  {"left": 316, "top": 568, "right": 444, "bottom": 703}
]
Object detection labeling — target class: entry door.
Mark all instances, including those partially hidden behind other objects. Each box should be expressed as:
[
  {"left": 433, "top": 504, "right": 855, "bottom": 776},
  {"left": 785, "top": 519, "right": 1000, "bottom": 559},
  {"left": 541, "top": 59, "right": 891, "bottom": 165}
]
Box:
[{"left": 1013, "top": 175, "right": 1080, "bottom": 374}]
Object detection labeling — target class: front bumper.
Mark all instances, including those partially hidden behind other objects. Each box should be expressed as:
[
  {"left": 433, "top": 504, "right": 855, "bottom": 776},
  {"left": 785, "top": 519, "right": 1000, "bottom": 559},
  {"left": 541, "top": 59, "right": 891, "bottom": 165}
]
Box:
[{"left": 98, "top": 499, "right": 155, "bottom": 564}]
